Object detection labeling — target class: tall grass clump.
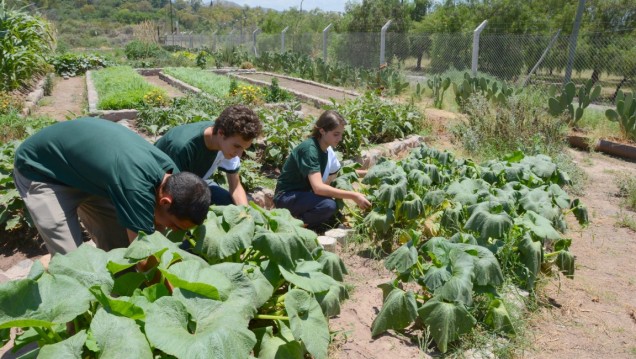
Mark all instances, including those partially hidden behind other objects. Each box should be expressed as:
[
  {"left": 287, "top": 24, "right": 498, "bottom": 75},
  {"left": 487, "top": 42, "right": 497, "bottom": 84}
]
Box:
[
  {"left": 163, "top": 67, "right": 244, "bottom": 99},
  {"left": 452, "top": 89, "right": 568, "bottom": 161},
  {"left": 0, "top": 0, "right": 55, "bottom": 91},
  {"left": 0, "top": 111, "right": 55, "bottom": 143},
  {"left": 91, "top": 66, "right": 166, "bottom": 110}
]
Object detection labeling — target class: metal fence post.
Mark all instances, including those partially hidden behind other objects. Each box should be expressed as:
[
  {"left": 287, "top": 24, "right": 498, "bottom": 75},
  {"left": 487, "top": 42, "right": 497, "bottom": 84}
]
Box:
[
  {"left": 281, "top": 26, "right": 289, "bottom": 53},
  {"left": 253, "top": 28, "right": 261, "bottom": 56},
  {"left": 564, "top": 0, "right": 586, "bottom": 85},
  {"left": 380, "top": 20, "right": 393, "bottom": 66},
  {"left": 472, "top": 20, "right": 488, "bottom": 76},
  {"left": 323, "top": 23, "right": 333, "bottom": 62},
  {"left": 522, "top": 30, "right": 561, "bottom": 87}
]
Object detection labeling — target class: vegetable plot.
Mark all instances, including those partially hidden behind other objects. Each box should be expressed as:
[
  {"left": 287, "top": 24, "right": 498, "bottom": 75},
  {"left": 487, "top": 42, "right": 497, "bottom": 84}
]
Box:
[
  {"left": 0, "top": 204, "right": 347, "bottom": 359},
  {"left": 336, "top": 145, "right": 588, "bottom": 352}
]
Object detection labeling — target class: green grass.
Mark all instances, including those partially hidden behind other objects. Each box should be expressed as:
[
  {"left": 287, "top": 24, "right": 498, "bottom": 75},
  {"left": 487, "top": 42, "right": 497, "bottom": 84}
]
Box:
[
  {"left": 92, "top": 66, "right": 165, "bottom": 110},
  {"left": 0, "top": 111, "right": 56, "bottom": 143},
  {"left": 163, "top": 67, "right": 247, "bottom": 99},
  {"left": 576, "top": 107, "right": 622, "bottom": 140}
]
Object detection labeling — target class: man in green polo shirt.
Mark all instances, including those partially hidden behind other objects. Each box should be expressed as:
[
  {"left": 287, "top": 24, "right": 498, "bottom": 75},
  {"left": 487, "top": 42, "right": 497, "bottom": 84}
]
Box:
[
  {"left": 154, "top": 105, "right": 262, "bottom": 205},
  {"left": 13, "top": 117, "right": 211, "bottom": 255}
]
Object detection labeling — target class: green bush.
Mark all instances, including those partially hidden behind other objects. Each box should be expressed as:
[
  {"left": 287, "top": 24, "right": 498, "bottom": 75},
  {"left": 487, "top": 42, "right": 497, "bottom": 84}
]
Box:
[
  {"left": 49, "top": 53, "right": 111, "bottom": 77},
  {"left": 124, "top": 40, "right": 166, "bottom": 60},
  {"left": 0, "top": 2, "right": 55, "bottom": 90}
]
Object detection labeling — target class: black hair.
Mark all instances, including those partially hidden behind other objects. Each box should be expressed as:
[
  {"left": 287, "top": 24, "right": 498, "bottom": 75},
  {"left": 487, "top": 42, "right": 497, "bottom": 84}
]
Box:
[{"left": 163, "top": 172, "right": 211, "bottom": 225}]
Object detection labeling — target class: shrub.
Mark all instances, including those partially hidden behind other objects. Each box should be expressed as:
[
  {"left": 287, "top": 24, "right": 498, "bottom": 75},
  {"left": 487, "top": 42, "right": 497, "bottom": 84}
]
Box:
[
  {"left": 0, "top": 2, "right": 55, "bottom": 90},
  {"left": 143, "top": 89, "right": 169, "bottom": 108},
  {"left": 0, "top": 92, "right": 22, "bottom": 115},
  {"left": 124, "top": 40, "right": 165, "bottom": 60},
  {"left": 240, "top": 61, "right": 255, "bottom": 69},
  {"left": 49, "top": 53, "right": 111, "bottom": 77}
]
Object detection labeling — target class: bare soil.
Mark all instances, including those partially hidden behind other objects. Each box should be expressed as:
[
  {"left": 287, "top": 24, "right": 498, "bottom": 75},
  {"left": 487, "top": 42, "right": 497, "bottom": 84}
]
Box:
[
  {"left": 31, "top": 75, "right": 86, "bottom": 120},
  {"left": 3, "top": 73, "right": 636, "bottom": 359}
]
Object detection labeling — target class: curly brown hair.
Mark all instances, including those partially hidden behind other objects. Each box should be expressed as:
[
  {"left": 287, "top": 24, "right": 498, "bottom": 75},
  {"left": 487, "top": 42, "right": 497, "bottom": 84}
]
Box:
[{"left": 213, "top": 105, "right": 262, "bottom": 140}]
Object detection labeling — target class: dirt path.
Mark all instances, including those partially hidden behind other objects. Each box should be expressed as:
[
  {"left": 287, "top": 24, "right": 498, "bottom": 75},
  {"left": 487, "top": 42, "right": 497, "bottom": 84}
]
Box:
[
  {"left": 527, "top": 148, "right": 636, "bottom": 358},
  {"left": 31, "top": 76, "right": 86, "bottom": 120}
]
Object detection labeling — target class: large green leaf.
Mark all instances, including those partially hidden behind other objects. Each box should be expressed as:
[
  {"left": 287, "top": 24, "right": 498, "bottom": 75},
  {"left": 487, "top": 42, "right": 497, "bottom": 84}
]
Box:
[
  {"left": 90, "top": 309, "right": 152, "bottom": 359},
  {"left": 417, "top": 299, "right": 476, "bottom": 353},
  {"left": 278, "top": 261, "right": 338, "bottom": 293},
  {"left": 38, "top": 330, "right": 87, "bottom": 359},
  {"left": 371, "top": 287, "right": 418, "bottom": 337},
  {"left": 385, "top": 241, "right": 418, "bottom": 273},
  {"left": 423, "top": 189, "right": 446, "bottom": 208},
  {"left": 519, "top": 188, "right": 560, "bottom": 221},
  {"left": 484, "top": 299, "right": 515, "bottom": 334},
  {"left": 252, "top": 227, "right": 315, "bottom": 270},
  {"left": 0, "top": 273, "right": 92, "bottom": 328},
  {"left": 47, "top": 243, "right": 114, "bottom": 293},
  {"left": 570, "top": 198, "right": 589, "bottom": 226},
  {"left": 519, "top": 210, "right": 562, "bottom": 241},
  {"left": 400, "top": 192, "right": 424, "bottom": 220},
  {"left": 376, "top": 173, "right": 408, "bottom": 208},
  {"left": 285, "top": 289, "right": 330, "bottom": 359},
  {"left": 315, "top": 283, "right": 348, "bottom": 317},
  {"left": 446, "top": 179, "right": 490, "bottom": 206},
  {"left": 455, "top": 243, "right": 503, "bottom": 287},
  {"left": 193, "top": 209, "right": 256, "bottom": 261},
  {"left": 362, "top": 209, "right": 394, "bottom": 234},
  {"left": 89, "top": 287, "right": 145, "bottom": 320},
  {"left": 316, "top": 251, "right": 348, "bottom": 282},
  {"left": 464, "top": 205, "right": 512, "bottom": 241},
  {"left": 243, "top": 264, "right": 275, "bottom": 309},
  {"left": 145, "top": 291, "right": 256, "bottom": 359},
  {"left": 252, "top": 326, "right": 304, "bottom": 359},
  {"left": 160, "top": 260, "right": 221, "bottom": 299},
  {"left": 547, "top": 184, "right": 571, "bottom": 209},
  {"left": 555, "top": 250, "right": 575, "bottom": 278},
  {"left": 123, "top": 231, "right": 206, "bottom": 267},
  {"left": 407, "top": 169, "right": 432, "bottom": 189},
  {"left": 362, "top": 160, "right": 399, "bottom": 186},
  {"left": 520, "top": 155, "right": 557, "bottom": 179},
  {"left": 433, "top": 249, "right": 474, "bottom": 306},
  {"left": 518, "top": 234, "right": 542, "bottom": 289}
]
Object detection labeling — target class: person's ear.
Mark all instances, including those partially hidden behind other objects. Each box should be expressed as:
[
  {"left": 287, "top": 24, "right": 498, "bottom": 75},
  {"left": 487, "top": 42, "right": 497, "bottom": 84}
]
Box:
[
  {"left": 217, "top": 128, "right": 224, "bottom": 138},
  {"left": 158, "top": 195, "right": 173, "bottom": 207}
]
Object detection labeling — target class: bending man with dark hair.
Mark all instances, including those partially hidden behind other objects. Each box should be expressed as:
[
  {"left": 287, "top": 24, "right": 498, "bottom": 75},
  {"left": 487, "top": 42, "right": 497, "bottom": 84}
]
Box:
[
  {"left": 13, "top": 117, "right": 211, "bottom": 255},
  {"left": 155, "top": 104, "right": 262, "bottom": 205}
]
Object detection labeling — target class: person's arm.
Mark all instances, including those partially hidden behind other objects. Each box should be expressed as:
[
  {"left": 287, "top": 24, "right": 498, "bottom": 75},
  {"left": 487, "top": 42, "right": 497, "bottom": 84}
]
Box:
[
  {"left": 307, "top": 172, "right": 371, "bottom": 209},
  {"left": 226, "top": 172, "right": 248, "bottom": 205},
  {"left": 127, "top": 229, "right": 138, "bottom": 243}
]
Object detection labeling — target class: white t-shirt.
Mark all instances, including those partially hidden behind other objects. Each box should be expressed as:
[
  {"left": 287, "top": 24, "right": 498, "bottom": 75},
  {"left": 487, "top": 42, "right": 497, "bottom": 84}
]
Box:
[
  {"left": 322, "top": 147, "right": 341, "bottom": 183},
  {"left": 202, "top": 151, "right": 241, "bottom": 180}
]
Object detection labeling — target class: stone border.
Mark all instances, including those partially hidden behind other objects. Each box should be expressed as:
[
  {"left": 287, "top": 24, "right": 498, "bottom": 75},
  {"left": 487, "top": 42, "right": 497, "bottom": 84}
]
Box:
[
  {"left": 358, "top": 135, "right": 426, "bottom": 169},
  {"left": 21, "top": 77, "right": 47, "bottom": 116},
  {"left": 158, "top": 72, "right": 202, "bottom": 95}
]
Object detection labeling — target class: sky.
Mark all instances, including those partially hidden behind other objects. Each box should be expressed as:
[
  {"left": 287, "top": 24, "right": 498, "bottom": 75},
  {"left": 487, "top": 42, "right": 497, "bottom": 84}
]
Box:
[{"left": 218, "top": 0, "right": 360, "bottom": 13}]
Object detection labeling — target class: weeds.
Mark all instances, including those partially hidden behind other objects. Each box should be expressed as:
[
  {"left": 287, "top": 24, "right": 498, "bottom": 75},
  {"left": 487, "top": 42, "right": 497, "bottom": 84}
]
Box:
[
  {"left": 614, "top": 173, "right": 636, "bottom": 211},
  {"left": 615, "top": 212, "right": 636, "bottom": 231}
]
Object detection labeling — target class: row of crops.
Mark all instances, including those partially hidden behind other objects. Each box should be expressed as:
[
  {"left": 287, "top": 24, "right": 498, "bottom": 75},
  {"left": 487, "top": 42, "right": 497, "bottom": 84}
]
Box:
[{"left": 0, "top": 145, "right": 589, "bottom": 357}]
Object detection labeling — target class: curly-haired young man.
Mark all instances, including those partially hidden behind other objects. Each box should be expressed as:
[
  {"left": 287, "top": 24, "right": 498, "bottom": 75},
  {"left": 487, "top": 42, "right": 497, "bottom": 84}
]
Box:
[{"left": 155, "top": 105, "right": 262, "bottom": 205}]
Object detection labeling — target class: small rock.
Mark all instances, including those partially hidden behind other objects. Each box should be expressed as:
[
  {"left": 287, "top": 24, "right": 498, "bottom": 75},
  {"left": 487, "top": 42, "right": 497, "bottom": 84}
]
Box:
[
  {"left": 3, "top": 259, "right": 34, "bottom": 281},
  {"left": 324, "top": 228, "right": 353, "bottom": 246},
  {"left": 317, "top": 236, "right": 337, "bottom": 252},
  {"left": 251, "top": 188, "right": 274, "bottom": 209},
  {"left": 63, "top": 75, "right": 69, "bottom": 80}
]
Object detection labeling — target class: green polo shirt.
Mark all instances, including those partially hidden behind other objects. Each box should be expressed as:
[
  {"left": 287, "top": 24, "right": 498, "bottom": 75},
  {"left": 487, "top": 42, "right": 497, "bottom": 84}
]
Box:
[
  {"left": 275, "top": 137, "right": 327, "bottom": 197},
  {"left": 154, "top": 121, "right": 240, "bottom": 178},
  {"left": 14, "top": 117, "right": 178, "bottom": 233}
]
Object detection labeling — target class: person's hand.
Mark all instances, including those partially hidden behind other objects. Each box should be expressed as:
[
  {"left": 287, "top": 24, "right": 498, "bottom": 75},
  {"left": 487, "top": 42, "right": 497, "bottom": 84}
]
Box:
[{"left": 353, "top": 193, "right": 371, "bottom": 210}]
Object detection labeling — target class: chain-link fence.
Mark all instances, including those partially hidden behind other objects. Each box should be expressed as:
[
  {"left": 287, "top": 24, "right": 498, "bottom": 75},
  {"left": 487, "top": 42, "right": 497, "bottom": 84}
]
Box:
[{"left": 159, "top": 29, "right": 635, "bottom": 100}]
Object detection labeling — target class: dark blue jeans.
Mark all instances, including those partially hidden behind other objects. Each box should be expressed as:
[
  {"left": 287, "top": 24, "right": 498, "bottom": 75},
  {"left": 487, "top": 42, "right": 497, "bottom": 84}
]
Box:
[
  {"left": 207, "top": 180, "right": 233, "bottom": 206},
  {"left": 274, "top": 191, "right": 337, "bottom": 232}
]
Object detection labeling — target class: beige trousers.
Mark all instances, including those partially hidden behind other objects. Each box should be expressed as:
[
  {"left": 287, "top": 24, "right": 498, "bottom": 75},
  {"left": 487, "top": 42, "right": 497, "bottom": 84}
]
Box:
[{"left": 13, "top": 169, "right": 128, "bottom": 255}]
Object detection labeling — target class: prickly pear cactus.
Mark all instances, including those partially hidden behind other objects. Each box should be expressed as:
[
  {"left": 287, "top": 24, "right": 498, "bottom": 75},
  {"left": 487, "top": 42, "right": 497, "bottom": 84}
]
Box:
[{"left": 606, "top": 90, "right": 636, "bottom": 141}]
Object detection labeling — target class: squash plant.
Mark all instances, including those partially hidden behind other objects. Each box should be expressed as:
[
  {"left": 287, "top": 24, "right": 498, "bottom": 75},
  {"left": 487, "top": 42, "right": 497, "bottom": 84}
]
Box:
[
  {"left": 0, "top": 204, "right": 347, "bottom": 359},
  {"left": 335, "top": 145, "right": 588, "bottom": 352}
]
